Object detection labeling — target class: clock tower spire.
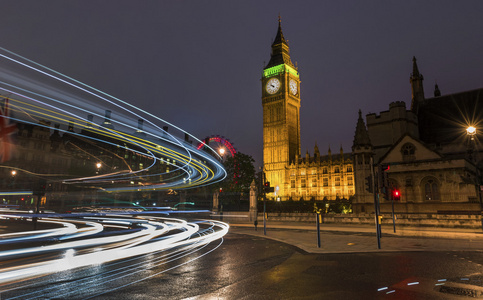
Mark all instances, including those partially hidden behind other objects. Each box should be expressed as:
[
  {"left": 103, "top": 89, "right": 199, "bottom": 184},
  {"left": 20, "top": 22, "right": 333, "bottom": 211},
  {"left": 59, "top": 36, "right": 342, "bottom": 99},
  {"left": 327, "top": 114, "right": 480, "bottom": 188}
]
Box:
[{"left": 262, "top": 17, "right": 301, "bottom": 199}]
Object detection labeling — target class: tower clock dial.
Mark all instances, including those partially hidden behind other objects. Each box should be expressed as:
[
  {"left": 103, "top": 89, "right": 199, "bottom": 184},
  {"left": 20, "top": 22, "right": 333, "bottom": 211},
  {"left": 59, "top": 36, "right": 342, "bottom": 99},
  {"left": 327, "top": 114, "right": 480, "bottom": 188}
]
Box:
[
  {"left": 266, "top": 78, "right": 281, "bottom": 94},
  {"left": 289, "top": 79, "right": 298, "bottom": 95}
]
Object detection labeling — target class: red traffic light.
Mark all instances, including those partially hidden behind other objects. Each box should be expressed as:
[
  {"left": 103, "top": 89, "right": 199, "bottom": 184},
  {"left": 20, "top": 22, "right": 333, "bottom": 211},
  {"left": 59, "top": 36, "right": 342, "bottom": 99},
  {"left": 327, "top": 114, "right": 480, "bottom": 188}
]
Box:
[{"left": 393, "top": 189, "right": 400, "bottom": 200}]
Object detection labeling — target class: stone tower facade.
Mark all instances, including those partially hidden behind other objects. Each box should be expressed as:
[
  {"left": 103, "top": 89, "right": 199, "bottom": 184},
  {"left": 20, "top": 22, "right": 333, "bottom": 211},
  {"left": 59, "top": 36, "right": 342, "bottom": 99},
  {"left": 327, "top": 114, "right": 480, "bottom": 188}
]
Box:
[
  {"left": 261, "top": 19, "right": 354, "bottom": 202},
  {"left": 262, "top": 18, "right": 301, "bottom": 197},
  {"left": 352, "top": 110, "right": 374, "bottom": 213}
]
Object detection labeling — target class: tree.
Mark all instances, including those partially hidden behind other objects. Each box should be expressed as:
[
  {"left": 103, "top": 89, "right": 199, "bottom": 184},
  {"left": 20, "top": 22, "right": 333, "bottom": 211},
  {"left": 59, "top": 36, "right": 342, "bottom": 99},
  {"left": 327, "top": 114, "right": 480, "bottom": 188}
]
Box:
[{"left": 217, "top": 152, "right": 255, "bottom": 193}]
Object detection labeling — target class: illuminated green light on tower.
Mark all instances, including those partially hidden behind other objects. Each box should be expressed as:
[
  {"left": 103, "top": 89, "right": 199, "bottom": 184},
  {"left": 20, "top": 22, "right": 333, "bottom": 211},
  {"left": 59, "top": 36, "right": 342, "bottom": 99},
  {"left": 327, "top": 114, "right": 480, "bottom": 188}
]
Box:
[{"left": 263, "top": 64, "right": 299, "bottom": 78}]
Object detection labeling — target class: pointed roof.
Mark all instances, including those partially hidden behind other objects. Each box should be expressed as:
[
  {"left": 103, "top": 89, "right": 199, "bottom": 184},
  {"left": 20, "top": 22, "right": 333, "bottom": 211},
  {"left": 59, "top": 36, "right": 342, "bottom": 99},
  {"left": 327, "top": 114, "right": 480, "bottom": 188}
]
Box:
[
  {"left": 352, "top": 109, "right": 372, "bottom": 149},
  {"left": 272, "top": 15, "right": 287, "bottom": 46},
  {"left": 265, "top": 16, "right": 295, "bottom": 69},
  {"left": 434, "top": 83, "right": 441, "bottom": 97},
  {"left": 379, "top": 133, "right": 442, "bottom": 164},
  {"left": 411, "top": 56, "right": 420, "bottom": 77}
]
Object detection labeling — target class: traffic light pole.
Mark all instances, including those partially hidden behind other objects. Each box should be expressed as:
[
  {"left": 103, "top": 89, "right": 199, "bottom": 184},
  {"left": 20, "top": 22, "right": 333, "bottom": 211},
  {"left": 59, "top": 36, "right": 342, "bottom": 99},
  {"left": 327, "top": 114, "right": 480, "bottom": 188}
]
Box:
[
  {"left": 263, "top": 193, "right": 267, "bottom": 236},
  {"left": 261, "top": 171, "right": 267, "bottom": 236},
  {"left": 391, "top": 197, "right": 396, "bottom": 233},
  {"left": 371, "top": 157, "right": 381, "bottom": 249}
]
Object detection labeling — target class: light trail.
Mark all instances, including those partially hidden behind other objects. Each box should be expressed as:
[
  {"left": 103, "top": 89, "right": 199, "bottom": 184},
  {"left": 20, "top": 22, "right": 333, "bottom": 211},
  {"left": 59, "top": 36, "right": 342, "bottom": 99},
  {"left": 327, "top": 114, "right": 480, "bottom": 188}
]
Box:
[
  {"left": 0, "top": 214, "right": 229, "bottom": 291},
  {"left": 0, "top": 47, "right": 226, "bottom": 190}
]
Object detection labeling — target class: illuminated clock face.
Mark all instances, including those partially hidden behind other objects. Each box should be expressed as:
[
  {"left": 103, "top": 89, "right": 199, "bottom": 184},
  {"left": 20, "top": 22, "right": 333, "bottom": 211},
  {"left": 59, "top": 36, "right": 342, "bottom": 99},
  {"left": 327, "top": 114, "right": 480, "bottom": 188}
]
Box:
[
  {"left": 289, "top": 79, "right": 298, "bottom": 95},
  {"left": 266, "top": 78, "right": 281, "bottom": 94}
]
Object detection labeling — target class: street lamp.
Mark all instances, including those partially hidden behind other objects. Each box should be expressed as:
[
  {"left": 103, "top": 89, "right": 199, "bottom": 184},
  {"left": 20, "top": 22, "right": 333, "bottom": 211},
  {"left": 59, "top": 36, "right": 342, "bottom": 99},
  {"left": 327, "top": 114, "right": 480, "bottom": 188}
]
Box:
[
  {"left": 219, "top": 148, "right": 225, "bottom": 161},
  {"left": 467, "top": 126, "right": 483, "bottom": 231},
  {"left": 467, "top": 126, "right": 476, "bottom": 138},
  {"left": 96, "top": 162, "right": 102, "bottom": 174},
  {"left": 11, "top": 170, "right": 16, "bottom": 176}
]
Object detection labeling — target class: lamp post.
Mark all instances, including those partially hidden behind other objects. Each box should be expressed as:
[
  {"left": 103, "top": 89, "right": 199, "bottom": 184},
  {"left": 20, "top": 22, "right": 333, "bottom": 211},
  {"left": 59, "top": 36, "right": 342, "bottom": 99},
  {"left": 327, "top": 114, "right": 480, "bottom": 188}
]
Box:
[
  {"left": 96, "top": 162, "right": 102, "bottom": 174},
  {"left": 466, "top": 126, "right": 483, "bottom": 231},
  {"left": 219, "top": 148, "right": 225, "bottom": 162}
]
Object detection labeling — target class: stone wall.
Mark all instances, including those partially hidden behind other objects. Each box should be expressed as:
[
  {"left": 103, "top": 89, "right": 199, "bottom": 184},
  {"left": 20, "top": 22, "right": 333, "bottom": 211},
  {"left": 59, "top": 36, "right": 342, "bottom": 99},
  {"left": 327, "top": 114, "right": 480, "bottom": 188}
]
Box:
[{"left": 218, "top": 212, "right": 482, "bottom": 229}]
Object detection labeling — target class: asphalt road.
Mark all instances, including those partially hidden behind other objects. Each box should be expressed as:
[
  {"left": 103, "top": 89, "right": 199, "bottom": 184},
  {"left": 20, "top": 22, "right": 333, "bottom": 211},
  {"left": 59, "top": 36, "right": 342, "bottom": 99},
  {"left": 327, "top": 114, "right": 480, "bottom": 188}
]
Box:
[{"left": 1, "top": 231, "right": 482, "bottom": 299}]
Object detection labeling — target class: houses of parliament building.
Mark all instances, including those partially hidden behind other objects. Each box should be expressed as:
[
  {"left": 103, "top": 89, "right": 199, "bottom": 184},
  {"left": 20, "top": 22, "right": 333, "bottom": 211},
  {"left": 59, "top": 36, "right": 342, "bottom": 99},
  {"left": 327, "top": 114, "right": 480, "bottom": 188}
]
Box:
[
  {"left": 262, "top": 19, "right": 354, "bottom": 202},
  {"left": 262, "top": 19, "right": 483, "bottom": 215}
]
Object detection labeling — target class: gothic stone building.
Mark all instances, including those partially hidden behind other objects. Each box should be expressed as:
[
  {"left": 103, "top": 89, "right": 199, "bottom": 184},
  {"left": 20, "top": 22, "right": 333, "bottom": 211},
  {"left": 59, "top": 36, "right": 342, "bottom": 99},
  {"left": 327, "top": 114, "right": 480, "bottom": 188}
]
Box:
[
  {"left": 262, "top": 19, "right": 354, "bottom": 201},
  {"left": 352, "top": 57, "right": 483, "bottom": 214}
]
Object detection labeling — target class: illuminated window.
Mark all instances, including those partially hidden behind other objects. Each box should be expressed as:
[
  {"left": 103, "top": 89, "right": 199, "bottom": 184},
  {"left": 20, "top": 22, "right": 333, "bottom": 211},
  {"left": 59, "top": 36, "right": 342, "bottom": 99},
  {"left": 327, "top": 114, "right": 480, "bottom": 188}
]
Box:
[
  {"left": 291, "top": 180, "right": 295, "bottom": 188},
  {"left": 334, "top": 167, "right": 340, "bottom": 173},
  {"left": 301, "top": 179, "right": 306, "bottom": 188},
  {"left": 323, "top": 178, "right": 328, "bottom": 187},
  {"left": 347, "top": 166, "right": 353, "bottom": 172},
  {"left": 312, "top": 179, "right": 317, "bottom": 187},
  {"left": 335, "top": 177, "right": 340, "bottom": 186},
  {"left": 347, "top": 176, "right": 353, "bottom": 186},
  {"left": 323, "top": 168, "right": 328, "bottom": 174}
]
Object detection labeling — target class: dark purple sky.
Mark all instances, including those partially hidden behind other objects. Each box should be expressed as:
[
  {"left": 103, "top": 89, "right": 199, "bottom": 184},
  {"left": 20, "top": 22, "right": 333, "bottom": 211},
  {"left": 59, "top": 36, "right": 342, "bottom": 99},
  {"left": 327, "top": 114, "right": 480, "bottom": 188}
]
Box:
[{"left": 2, "top": 1, "right": 483, "bottom": 168}]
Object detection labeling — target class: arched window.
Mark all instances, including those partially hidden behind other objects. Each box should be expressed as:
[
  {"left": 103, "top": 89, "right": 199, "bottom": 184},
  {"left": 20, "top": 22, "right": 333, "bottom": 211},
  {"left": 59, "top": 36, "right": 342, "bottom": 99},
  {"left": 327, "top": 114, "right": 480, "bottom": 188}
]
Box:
[
  {"left": 401, "top": 143, "right": 416, "bottom": 161},
  {"left": 421, "top": 177, "right": 440, "bottom": 201}
]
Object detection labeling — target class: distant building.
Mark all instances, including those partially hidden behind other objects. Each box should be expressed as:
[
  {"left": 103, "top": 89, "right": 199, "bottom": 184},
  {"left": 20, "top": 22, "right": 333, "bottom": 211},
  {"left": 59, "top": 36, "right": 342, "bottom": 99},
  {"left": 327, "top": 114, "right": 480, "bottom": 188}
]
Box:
[
  {"left": 352, "top": 57, "right": 483, "bottom": 214},
  {"left": 0, "top": 112, "right": 171, "bottom": 210},
  {"left": 261, "top": 19, "right": 354, "bottom": 201}
]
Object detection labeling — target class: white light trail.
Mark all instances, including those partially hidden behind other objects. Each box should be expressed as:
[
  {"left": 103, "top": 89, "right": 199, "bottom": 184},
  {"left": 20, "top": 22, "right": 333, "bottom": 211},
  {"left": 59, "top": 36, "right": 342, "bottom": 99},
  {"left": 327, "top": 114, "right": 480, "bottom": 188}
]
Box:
[
  {"left": 0, "top": 215, "right": 229, "bottom": 287},
  {"left": 0, "top": 47, "right": 226, "bottom": 190}
]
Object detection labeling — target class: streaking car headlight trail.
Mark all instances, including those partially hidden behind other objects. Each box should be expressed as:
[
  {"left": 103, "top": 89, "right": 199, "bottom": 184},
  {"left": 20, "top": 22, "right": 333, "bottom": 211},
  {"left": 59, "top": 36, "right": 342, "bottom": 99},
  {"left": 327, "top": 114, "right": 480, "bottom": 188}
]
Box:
[
  {"left": 0, "top": 214, "right": 229, "bottom": 293},
  {"left": 0, "top": 47, "right": 226, "bottom": 190}
]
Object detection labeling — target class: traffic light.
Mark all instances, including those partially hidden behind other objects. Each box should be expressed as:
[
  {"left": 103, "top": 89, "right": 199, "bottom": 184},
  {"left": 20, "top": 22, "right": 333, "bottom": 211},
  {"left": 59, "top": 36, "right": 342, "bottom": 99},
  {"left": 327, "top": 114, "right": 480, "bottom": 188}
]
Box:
[
  {"left": 33, "top": 179, "right": 47, "bottom": 197},
  {"left": 365, "top": 175, "right": 373, "bottom": 193},
  {"left": 264, "top": 181, "right": 270, "bottom": 193},
  {"left": 264, "top": 181, "right": 274, "bottom": 193},
  {"left": 378, "top": 164, "right": 389, "bottom": 190},
  {"left": 393, "top": 189, "right": 401, "bottom": 201}
]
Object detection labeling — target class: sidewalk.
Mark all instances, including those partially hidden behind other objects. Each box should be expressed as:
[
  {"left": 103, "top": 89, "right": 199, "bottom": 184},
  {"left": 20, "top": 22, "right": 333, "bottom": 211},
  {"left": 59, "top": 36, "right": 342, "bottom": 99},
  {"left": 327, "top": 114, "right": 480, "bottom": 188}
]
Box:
[{"left": 228, "top": 221, "right": 483, "bottom": 254}]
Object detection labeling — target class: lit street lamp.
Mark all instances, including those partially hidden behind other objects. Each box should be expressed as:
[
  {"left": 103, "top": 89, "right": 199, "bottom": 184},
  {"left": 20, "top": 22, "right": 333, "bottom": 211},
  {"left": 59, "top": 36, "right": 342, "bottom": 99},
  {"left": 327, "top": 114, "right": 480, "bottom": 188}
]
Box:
[
  {"left": 219, "top": 148, "right": 225, "bottom": 161},
  {"left": 96, "top": 162, "right": 102, "bottom": 174},
  {"left": 466, "top": 126, "right": 483, "bottom": 231},
  {"left": 467, "top": 126, "right": 476, "bottom": 138}
]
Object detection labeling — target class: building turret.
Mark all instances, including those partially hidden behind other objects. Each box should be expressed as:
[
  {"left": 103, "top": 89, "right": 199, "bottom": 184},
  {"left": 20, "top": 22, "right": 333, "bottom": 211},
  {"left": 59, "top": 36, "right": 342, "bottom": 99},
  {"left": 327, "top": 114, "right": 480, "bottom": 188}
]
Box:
[
  {"left": 351, "top": 109, "right": 374, "bottom": 213},
  {"left": 314, "top": 142, "right": 320, "bottom": 160},
  {"left": 434, "top": 83, "right": 441, "bottom": 97},
  {"left": 352, "top": 110, "right": 372, "bottom": 150},
  {"left": 410, "top": 56, "right": 425, "bottom": 113},
  {"left": 265, "top": 16, "right": 295, "bottom": 69}
]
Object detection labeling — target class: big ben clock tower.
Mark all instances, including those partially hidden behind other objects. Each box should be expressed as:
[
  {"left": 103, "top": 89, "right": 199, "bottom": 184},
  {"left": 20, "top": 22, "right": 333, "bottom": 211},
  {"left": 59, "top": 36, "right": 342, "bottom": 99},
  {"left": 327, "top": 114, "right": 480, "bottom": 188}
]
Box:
[{"left": 262, "top": 17, "right": 301, "bottom": 198}]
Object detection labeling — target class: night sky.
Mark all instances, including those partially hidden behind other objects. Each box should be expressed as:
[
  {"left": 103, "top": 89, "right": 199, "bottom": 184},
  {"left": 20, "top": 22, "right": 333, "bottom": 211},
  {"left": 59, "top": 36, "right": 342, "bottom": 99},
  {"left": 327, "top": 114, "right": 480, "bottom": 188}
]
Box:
[{"left": 2, "top": 1, "right": 483, "bottom": 168}]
